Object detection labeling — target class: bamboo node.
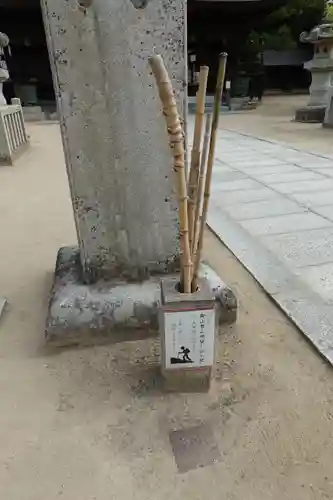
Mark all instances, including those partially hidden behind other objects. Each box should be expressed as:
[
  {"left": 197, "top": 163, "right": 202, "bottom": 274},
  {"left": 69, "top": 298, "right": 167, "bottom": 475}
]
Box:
[{"left": 149, "top": 54, "right": 191, "bottom": 293}]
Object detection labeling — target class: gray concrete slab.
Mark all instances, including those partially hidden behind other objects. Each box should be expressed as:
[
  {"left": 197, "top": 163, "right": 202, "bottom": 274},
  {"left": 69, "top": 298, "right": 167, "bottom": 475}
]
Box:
[
  {"left": 209, "top": 128, "right": 333, "bottom": 365},
  {"left": 291, "top": 190, "right": 333, "bottom": 207},
  {"left": 274, "top": 152, "right": 324, "bottom": 162},
  {"left": 211, "top": 178, "right": 262, "bottom": 192},
  {"left": 255, "top": 170, "right": 324, "bottom": 184},
  {"left": 213, "top": 161, "right": 231, "bottom": 169},
  {"left": 237, "top": 164, "right": 301, "bottom": 176},
  {"left": 295, "top": 263, "right": 333, "bottom": 304},
  {"left": 297, "top": 160, "right": 333, "bottom": 169},
  {"left": 212, "top": 187, "right": 278, "bottom": 205},
  {"left": 240, "top": 212, "right": 332, "bottom": 236},
  {"left": 272, "top": 179, "right": 333, "bottom": 195},
  {"left": 271, "top": 287, "right": 333, "bottom": 364},
  {"left": 259, "top": 146, "right": 285, "bottom": 154},
  {"left": 213, "top": 162, "right": 235, "bottom": 171},
  {"left": 231, "top": 159, "right": 287, "bottom": 168},
  {"left": 208, "top": 202, "right": 299, "bottom": 296},
  {"left": 218, "top": 151, "right": 256, "bottom": 161},
  {"left": 262, "top": 227, "right": 333, "bottom": 268},
  {"left": 223, "top": 198, "right": 307, "bottom": 221},
  {"left": 208, "top": 202, "right": 333, "bottom": 365},
  {"left": 316, "top": 168, "right": 333, "bottom": 177},
  {"left": 211, "top": 169, "right": 247, "bottom": 182},
  {"left": 312, "top": 205, "right": 333, "bottom": 221},
  {"left": 278, "top": 154, "right": 318, "bottom": 163}
]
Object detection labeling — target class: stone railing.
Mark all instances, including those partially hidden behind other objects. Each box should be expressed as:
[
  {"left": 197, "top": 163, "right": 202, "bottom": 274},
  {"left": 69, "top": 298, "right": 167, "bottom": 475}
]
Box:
[{"left": 0, "top": 98, "right": 29, "bottom": 165}]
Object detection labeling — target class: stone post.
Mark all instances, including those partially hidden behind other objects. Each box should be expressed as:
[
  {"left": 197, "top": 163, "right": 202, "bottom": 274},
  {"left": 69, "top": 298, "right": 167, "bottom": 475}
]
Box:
[
  {"left": 41, "top": 0, "right": 186, "bottom": 282},
  {"left": 42, "top": 0, "right": 237, "bottom": 345}
]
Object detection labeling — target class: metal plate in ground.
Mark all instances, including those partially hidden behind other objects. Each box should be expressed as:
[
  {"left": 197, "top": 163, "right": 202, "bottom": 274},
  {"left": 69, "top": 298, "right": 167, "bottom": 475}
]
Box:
[{"left": 169, "top": 424, "right": 221, "bottom": 473}]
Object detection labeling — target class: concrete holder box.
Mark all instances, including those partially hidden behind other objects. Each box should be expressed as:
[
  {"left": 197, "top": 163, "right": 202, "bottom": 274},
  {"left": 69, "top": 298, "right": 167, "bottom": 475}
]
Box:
[{"left": 159, "top": 277, "right": 216, "bottom": 392}]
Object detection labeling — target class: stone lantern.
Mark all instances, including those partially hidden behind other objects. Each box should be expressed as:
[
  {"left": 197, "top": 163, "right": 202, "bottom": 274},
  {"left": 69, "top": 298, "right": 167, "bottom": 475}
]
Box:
[
  {"left": 0, "top": 32, "right": 10, "bottom": 106},
  {"left": 295, "top": 16, "right": 333, "bottom": 122}
]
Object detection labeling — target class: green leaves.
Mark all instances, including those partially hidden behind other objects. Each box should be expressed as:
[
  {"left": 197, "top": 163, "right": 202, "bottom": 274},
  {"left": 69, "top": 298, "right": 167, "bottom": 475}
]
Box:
[
  {"left": 326, "top": 4, "right": 333, "bottom": 22},
  {"left": 256, "top": 0, "right": 326, "bottom": 50}
]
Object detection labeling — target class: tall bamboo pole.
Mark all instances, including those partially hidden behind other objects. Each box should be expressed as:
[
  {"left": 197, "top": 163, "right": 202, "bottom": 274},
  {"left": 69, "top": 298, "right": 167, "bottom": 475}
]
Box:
[
  {"left": 192, "top": 53, "right": 228, "bottom": 290},
  {"left": 149, "top": 55, "right": 192, "bottom": 293},
  {"left": 192, "top": 113, "right": 212, "bottom": 258},
  {"left": 188, "top": 66, "right": 209, "bottom": 254}
]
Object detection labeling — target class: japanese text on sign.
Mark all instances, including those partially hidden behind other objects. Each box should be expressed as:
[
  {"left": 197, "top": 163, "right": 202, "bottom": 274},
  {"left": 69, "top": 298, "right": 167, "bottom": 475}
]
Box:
[{"left": 164, "top": 308, "right": 215, "bottom": 369}]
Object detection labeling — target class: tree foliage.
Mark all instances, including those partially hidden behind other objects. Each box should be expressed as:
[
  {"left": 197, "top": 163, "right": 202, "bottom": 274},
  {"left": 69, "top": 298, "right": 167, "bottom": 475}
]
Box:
[
  {"left": 258, "top": 0, "right": 326, "bottom": 50},
  {"left": 326, "top": 3, "right": 333, "bottom": 21}
]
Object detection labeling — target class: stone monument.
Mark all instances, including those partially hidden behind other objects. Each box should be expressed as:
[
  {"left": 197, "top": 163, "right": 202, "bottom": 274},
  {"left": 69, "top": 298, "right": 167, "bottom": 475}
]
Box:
[
  {"left": 41, "top": 0, "right": 237, "bottom": 346},
  {"left": 0, "top": 32, "right": 10, "bottom": 106},
  {"left": 295, "top": 4, "right": 333, "bottom": 123}
]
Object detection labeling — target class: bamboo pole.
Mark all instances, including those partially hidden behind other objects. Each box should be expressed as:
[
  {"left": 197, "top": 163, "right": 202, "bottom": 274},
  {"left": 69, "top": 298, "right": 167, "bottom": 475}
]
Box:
[
  {"left": 188, "top": 66, "right": 209, "bottom": 255},
  {"left": 192, "top": 53, "right": 228, "bottom": 290},
  {"left": 149, "top": 54, "right": 192, "bottom": 293},
  {"left": 192, "top": 113, "right": 212, "bottom": 259}
]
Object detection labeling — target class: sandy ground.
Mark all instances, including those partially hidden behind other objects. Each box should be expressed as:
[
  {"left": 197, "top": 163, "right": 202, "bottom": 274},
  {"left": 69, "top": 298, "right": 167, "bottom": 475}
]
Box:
[
  {"left": 223, "top": 94, "right": 333, "bottom": 156},
  {"left": 0, "top": 122, "right": 333, "bottom": 499}
]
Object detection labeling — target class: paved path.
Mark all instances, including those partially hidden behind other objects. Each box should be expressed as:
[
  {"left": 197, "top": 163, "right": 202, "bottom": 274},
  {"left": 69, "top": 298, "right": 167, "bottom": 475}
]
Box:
[{"left": 209, "top": 130, "right": 333, "bottom": 364}]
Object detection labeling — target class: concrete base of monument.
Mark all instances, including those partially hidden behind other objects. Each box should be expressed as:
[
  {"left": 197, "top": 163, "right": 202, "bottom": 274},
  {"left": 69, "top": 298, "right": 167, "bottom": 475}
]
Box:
[
  {"left": 294, "top": 105, "right": 326, "bottom": 123},
  {"left": 45, "top": 247, "right": 237, "bottom": 347}
]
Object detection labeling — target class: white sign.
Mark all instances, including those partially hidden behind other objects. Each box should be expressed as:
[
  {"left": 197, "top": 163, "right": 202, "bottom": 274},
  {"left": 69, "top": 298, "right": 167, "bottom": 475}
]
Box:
[
  {"left": 164, "top": 308, "right": 215, "bottom": 369},
  {"left": 226, "top": 80, "right": 231, "bottom": 90}
]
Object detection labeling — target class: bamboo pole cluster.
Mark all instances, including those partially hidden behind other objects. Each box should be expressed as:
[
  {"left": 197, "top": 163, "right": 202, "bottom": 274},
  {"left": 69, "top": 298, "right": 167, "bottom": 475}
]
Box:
[{"left": 149, "top": 53, "right": 227, "bottom": 294}]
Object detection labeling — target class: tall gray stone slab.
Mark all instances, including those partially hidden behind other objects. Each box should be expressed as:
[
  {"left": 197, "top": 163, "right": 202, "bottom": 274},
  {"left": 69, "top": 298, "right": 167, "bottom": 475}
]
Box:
[{"left": 41, "top": 0, "right": 186, "bottom": 282}]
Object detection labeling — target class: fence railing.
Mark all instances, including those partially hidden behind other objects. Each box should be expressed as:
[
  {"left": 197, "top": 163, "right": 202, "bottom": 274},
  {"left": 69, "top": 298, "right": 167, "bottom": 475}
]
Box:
[{"left": 0, "top": 98, "right": 29, "bottom": 164}]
